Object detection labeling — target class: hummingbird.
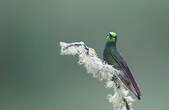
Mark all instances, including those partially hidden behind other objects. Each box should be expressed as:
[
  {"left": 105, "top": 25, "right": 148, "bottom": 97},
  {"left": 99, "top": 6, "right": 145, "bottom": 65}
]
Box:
[{"left": 103, "top": 32, "right": 141, "bottom": 100}]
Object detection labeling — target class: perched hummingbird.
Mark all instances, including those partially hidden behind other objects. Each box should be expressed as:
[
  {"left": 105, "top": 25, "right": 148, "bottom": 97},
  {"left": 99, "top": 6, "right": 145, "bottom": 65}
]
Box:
[{"left": 103, "top": 32, "right": 141, "bottom": 100}]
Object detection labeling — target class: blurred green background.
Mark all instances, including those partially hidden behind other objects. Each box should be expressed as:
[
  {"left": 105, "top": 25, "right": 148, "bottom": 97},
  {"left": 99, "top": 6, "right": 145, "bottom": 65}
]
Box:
[{"left": 1, "top": 0, "right": 169, "bottom": 110}]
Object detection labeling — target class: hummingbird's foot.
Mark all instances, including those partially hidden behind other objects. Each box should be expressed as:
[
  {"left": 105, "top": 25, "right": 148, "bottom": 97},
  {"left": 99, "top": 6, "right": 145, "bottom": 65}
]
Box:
[
  {"left": 115, "top": 83, "right": 120, "bottom": 89},
  {"left": 111, "top": 74, "right": 117, "bottom": 81},
  {"left": 111, "top": 75, "right": 120, "bottom": 88}
]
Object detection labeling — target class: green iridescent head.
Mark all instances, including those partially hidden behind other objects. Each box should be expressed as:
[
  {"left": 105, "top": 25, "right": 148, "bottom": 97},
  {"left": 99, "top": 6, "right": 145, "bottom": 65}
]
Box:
[{"left": 106, "top": 32, "right": 117, "bottom": 43}]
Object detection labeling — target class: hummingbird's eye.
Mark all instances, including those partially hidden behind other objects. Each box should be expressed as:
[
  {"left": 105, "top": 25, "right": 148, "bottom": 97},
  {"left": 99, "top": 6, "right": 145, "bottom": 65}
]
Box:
[
  {"left": 106, "top": 32, "right": 117, "bottom": 42},
  {"left": 109, "top": 32, "right": 117, "bottom": 38},
  {"left": 109, "top": 35, "right": 113, "bottom": 38},
  {"left": 106, "top": 35, "right": 115, "bottom": 42}
]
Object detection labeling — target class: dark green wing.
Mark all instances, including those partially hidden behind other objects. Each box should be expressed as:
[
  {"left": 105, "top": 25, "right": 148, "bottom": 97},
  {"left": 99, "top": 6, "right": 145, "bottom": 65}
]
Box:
[{"left": 104, "top": 48, "right": 141, "bottom": 99}]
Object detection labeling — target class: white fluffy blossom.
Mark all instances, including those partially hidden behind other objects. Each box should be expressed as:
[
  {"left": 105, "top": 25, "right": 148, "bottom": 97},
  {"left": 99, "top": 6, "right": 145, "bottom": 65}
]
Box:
[{"left": 60, "top": 41, "right": 136, "bottom": 110}]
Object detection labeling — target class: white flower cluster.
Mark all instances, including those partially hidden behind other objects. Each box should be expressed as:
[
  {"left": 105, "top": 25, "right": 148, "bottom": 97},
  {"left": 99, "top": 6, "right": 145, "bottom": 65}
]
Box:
[{"left": 60, "top": 41, "right": 135, "bottom": 110}]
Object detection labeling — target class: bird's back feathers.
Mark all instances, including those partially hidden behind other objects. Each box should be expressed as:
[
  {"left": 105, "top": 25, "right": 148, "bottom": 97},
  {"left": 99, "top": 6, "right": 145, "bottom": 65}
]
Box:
[{"left": 103, "top": 47, "right": 141, "bottom": 100}]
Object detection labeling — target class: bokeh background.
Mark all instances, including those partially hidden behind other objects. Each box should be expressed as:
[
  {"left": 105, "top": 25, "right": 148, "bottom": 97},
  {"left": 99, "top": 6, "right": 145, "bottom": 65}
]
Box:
[{"left": 1, "top": 0, "right": 169, "bottom": 110}]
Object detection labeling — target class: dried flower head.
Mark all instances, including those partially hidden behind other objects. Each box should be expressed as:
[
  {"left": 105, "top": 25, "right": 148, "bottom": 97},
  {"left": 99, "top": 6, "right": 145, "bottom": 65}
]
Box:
[{"left": 60, "top": 41, "right": 135, "bottom": 110}]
